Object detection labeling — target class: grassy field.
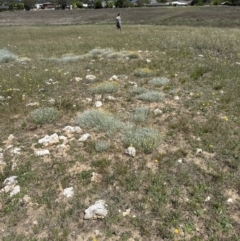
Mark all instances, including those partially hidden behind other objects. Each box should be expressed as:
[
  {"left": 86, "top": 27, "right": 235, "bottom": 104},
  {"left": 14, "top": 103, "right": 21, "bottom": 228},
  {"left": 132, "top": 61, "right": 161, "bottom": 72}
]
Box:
[{"left": 0, "top": 7, "right": 240, "bottom": 241}]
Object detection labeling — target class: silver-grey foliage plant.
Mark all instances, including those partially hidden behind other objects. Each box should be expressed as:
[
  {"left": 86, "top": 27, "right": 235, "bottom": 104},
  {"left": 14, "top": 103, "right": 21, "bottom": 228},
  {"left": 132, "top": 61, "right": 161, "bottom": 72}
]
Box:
[
  {"left": 0, "top": 49, "right": 17, "bottom": 63},
  {"left": 76, "top": 109, "right": 124, "bottom": 134},
  {"left": 132, "top": 107, "right": 150, "bottom": 123},
  {"left": 95, "top": 140, "right": 110, "bottom": 152},
  {"left": 30, "top": 107, "right": 60, "bottom": 124},
  {"left": 148, "top": 77, "right": 170, "bottom": 86},
  {"left": 122, "top": 127, "right": 160, "bottom": 153},
  {"left": 136, "top": 91, "right": 165, "bottom": 102}
]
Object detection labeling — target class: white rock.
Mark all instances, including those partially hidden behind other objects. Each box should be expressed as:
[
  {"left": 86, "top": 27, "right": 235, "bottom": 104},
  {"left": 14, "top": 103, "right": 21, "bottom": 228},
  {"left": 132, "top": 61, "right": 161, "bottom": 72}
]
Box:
[
  {"left": 84, "top": 200, "right": 108, "bottom": 220},
  {"left": 91, "top": 172, "right": 103, "bottom": 183},
  {"left": 177, "top": 159, "right": 183, "bottom": 164},
  {"left": 198, "top": 54, "right": 204, "bottom": 58},
  {"left": 35, "top": 149, "right": 50, "bottom": 156},
  {"left": 95, "top": 95, "right": 102, "bottom": 100},
  {"left": 122, "top": 208, "right": 131, "bottom": 217},
  {"left": 146, "top": 59, "right": 151, "bottom": 63},
  {"left": 75, "top": 77, "right": 82, "bottom": 82},
  {"left": 153, "top": 108, "right": 163, "bottom": 116},
  {"left": 63, "top": 187, "right": 74, "bottom": 198},
  {"left": 109, "top": 75, "right": 118, "bottom": 81},
  {"left": 78, "top": 133, "right": 90, "bottom": 142},
  {"left": 3, "top": 176, "right": 18, "bottom": 186},
  {"left": 10, "top": 147, "right": 21, "bottom": 155},
  {"left": 63, "top": 126, "right": 82, "bottom": 134},
  {"left": 26, "top": 102, "right": 39, "bottom": 106},
  {"left": 125, "top": 146, "right": 136, "bottom": 157},
  {"left": 10, "top": 185, "right": 20, "bottom": 197},
  {"left": 174, "top": 96, "right": 180, "bottom": 101},
  {"left": 86, "top": 75, "right": 96, "bottom": 82},
  {"left": 196, "top": 148, "right": 203, "bottom": 155},
  {"left": 8, "top": 134, "right": 15, "bottom": 141},
  {"left": 205, "top": 196, "right": 211, "bottom": 202},
  {"left": 86, "top": 98, "right": 92, "bottom": 102},
  {"left": 106, "top": 96, "right": 116, "bottom": 100},
  {"left": 95, "top": 101, "right": 103, "bottom": 108},
  {"left": 38, "top": 133, "right": 59, "bottom": 146},
  {"left": 227, "top": 198, "right": 233, "bottom": 203},
  {"left": 48, "top": 98, "right": 55, "bottom": 104}
]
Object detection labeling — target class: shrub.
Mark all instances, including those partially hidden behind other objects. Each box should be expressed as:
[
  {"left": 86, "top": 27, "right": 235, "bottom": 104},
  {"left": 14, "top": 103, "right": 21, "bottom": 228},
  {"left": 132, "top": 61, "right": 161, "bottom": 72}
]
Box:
[
  {"left": 76, "top": 109, "right": 123, "bottom": 134},
  {"left": 0, "top": 49, "right": 17, "bottom": 63},
  {"left": 30, "top": 107, "right": 60, "bottom": 124},
  {"left": 129, "top": 87, "right": 148, "bottom": 95},
  {"left": 148, "top": 77, "right": 170, "bottom": 87},
  {"left": 90, "top": 81, "right": 119, "bottom": 94},
  {"left": 134, "top": 68, "right": 154, "bottom": 78},
  {"left": 122, "top": 127, "right": 160, "bottom": 153},
  {"left": 132, "top": 107, "right": 150, "bottom": 124},
  {"left": 95, "top": 140, "right": 110, "bottom": 152},
  {"left": 136, "top": 91, "right": 165, "bottom": 102}
]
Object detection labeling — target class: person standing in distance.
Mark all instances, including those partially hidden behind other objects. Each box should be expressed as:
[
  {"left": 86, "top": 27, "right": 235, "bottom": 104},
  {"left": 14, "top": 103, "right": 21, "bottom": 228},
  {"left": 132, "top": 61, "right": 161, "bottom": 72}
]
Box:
[{"left": 116, "top": 13, "right": 122, "bottom": 32}]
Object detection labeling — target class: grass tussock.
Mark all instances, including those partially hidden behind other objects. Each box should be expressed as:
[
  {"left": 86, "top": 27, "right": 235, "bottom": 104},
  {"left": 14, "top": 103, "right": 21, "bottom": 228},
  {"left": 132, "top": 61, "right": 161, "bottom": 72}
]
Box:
[
  {"left": 148, "top": 77, "right": 170, "bottom": 86},
  {"left": 134, "top": 68, "right": 155, "bottom": 78},
  {"left": 122, "top": 127, "right": 160, "bottom": 153},
  {"left": 76, "top": 109, "right": 123, "bottom": 134},
  {"left": 30, "top": 107, "right": 60, "bottom": 124},
  {"left": 136, "top": 91, "right": 165, "bottom": 102},
  {"left": 90, "top": 81, "right": 119, "bottom": 94}
]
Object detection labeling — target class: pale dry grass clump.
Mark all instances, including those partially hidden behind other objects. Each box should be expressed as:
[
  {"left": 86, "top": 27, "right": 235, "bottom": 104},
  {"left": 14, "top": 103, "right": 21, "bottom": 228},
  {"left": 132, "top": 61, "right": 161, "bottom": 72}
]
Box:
[
  {"left": 76, "top": 109, "right": 124, "bottom": 134},
  {"left": 90, "top": 81, "right": 119, "bottom": 94},
  {"left": 30, "top": 107, "right": 60, "bottom": 124},
  {"left": 148, "top": 77, "right": 170, "bottom": 87},
  {"left": 132, "top": 106, "right": 150, "bottom": 124},
  {"left": 136, "top": 91, "right": 165, "bottom": 102},
  {"left": 134, "top": 68, "right": 154, "bottom": 78},
  {"left": 95, "top": 140, "right": 110, "bottom": 152},
  {"left": 54, "top": 54, "right": 85, "bottom": 62},
  {"left": 122, "top": 127, "right": 160, "bottom": 153},
  {"left": 0, "top": 49, "right": 17, "bottom": 63},
  {"left": 129, "top": 87, "right": 148, "bottom": 95}
]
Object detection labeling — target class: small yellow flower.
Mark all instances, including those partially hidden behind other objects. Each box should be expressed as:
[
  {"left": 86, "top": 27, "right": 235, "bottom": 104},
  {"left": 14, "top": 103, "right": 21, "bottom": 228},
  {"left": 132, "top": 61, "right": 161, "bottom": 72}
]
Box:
[
  {"left": 93, "top": 237, "right": 98, "bottom": 241},
  {"left": 174, "top": 228, "right": 179, "bottom": 234},
  {"left": 155, "top": 159, "right": 158, "bottom": 163},
  {"left": 224, "top": 116, "right": 228, "bottom": 121},
  {"left": 209, "top": 145, "right": 213, "bottom": 148}
]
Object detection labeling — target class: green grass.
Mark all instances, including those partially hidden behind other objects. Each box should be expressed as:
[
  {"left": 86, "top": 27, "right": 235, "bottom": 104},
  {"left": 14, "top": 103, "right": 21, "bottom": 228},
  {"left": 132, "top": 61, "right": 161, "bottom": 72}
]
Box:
[{"left": 0, "top": 19, "right": 240, "bottom": 241}]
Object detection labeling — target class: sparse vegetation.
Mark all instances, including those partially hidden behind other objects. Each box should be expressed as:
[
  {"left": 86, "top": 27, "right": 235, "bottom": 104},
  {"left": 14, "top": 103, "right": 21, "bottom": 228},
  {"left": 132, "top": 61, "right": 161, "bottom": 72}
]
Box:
[{"left": 0, "top": 8, "right": 240, "bottom": 241}]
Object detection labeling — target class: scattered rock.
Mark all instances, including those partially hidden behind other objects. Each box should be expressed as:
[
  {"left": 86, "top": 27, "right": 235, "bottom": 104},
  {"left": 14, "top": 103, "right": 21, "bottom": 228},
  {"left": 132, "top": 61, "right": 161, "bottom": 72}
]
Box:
[
  {"left": 146, "top": 59, "right": 151, "bottom": 63},
  {"left": 106, "top": 95, "right": 116, "bottom": 100},
  {"left": 35, "top": 149, "right": 50, "bottom": 156},
  {"left": 38, "top": 133, "right": 59, "bottom": 146},
  {"left": 1, "top": 176, "right": 20, "bottom": 197},
  {"left": 84, "top": 200, "right": 108, "bottom": 220},
  {"left": 63, "top": 126, "right": 82, "bottom": 134},
  {"left": 91, "top": 172, "right": 103, "bottom": 183},
  {"left": 196, "top": 148, "right": 203, "bottom": 155},
  {"left": 174, "top": 96, "right": 180, "bottom": 101},
  {"left": 95, "top": 101, "right": 103, "bottom": 108},
  {"left": 109, "top": 75, "right": 118, "bottom": 81},
  {"left": 205, "top": 196, "right": 211, "bottom": 202},
  {"left": 63, "top": 187, "right": 74, "bottom": 198},
  {"left": 26, "top": 102, "right": 39, "bottom": 107},
  {"left": 227, "top": 198, "right": 233, "bottom": 203},
  {"left": 153, "top": 108, "right": 163, "bottom": 116},
  {"left": 86, "top": 75, "right": 96, "bottom": 82},
  {"left": 78, "top": 133, "right": 90, "bottom": 142},
  {"left": 125, "top": 146, "right": 136, "bottom": 157},
  {"left": 122, "top": 208, "right": 131, "bottom": 217},
  {"left": 198, "top": 54, "right": 204, "bottom": 58}
]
